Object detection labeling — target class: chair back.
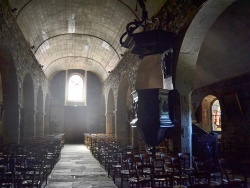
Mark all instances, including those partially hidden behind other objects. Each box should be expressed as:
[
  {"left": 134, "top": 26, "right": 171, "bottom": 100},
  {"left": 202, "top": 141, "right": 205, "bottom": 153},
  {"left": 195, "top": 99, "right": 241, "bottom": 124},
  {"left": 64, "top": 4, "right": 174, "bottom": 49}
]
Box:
[{"left": 152, "top": 158, "right": 165, "bottom": 175}]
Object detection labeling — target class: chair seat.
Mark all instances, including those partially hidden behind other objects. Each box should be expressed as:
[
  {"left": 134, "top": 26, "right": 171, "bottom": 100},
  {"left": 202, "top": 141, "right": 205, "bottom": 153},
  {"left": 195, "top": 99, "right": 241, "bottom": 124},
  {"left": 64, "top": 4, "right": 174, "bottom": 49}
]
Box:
[
  {"left": 22, "top": 179, "right": 41, "bottom": 185},
  {"left": 129, "top": 176, "right": 150, "bottom": 182},
  {"left": 154, "top": 177, "right": 166, "bottom": 181},
  {"left": 210, "top": 180, "right": 221, "bottom": 187},
  {"left": 222, "top": 178, "right": 245, "bottom": 184},
  {"left": 120, "top": 169, "right": 129, "bottom": 175},
  {"left": 173, "top": 174, "right": 189, "bottom": 179},
  {"left": 112, "top": 164, "right": 121, "bottom": 168}
]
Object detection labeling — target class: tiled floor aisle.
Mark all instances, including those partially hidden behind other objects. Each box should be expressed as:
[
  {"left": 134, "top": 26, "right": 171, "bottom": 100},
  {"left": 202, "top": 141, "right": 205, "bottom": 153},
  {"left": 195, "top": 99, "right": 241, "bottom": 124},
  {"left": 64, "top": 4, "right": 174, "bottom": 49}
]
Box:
[{"left": 46, "top": 144, "right": 117, "bottom": 188}]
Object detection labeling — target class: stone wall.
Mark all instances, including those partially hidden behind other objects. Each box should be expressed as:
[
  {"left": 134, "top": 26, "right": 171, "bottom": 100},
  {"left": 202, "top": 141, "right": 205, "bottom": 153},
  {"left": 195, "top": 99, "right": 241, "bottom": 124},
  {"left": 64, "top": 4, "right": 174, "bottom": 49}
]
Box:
[
  {"left": 0, "top": 0, "right": 49, "bottom": 107},
  {"left": 103, "top": 53, "right": 141, "bottom": 109},
  {"left": 0, "top": 1, "right": 49, "bottom": 143},
  {"left": 192, "top": 73, "right": 250, "bottom": 160},
  {"left": 50, "top": 70, "right": 104, "bottom": 139}
]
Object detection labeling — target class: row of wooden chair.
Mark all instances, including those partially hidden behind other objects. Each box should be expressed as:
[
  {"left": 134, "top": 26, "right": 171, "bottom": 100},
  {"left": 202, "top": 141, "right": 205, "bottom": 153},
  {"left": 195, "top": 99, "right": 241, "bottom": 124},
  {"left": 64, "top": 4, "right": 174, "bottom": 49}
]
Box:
[
  {"left": 0, "top": 134, "right": 64, "bottom": 187},
  {"left": 87, "top": 137, "right": 248, "bottom": 188}
]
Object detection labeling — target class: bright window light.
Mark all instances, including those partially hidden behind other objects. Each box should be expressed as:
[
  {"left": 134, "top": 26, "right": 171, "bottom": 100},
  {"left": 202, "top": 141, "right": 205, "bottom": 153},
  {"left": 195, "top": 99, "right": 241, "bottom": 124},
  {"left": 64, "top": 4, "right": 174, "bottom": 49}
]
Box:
[{"left": 68, "top": 74, "right": 83, "bottom": 101}]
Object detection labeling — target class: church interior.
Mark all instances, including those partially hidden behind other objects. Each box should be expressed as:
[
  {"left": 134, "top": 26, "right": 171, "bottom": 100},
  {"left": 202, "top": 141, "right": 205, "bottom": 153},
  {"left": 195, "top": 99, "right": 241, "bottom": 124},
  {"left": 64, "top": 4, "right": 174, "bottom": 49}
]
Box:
[{"left": 0, "top": 0, "right": 250, "bottom": 187}]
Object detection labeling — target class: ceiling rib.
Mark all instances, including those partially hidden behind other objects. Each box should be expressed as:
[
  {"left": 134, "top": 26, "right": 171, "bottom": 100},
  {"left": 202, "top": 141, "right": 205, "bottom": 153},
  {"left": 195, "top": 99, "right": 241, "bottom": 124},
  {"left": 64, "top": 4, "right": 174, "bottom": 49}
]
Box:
[
  {"left": 45, "top": 56, "right": 108, "bottom": 75},
  {"left": 16, "top": 0, "right": 32, "bottom": 18},
  {"left": 34, "top": 33, "right": 121, "bottom": 59},
  {"left": 117, "top": 0, "right": 140, "bottom": 20}
]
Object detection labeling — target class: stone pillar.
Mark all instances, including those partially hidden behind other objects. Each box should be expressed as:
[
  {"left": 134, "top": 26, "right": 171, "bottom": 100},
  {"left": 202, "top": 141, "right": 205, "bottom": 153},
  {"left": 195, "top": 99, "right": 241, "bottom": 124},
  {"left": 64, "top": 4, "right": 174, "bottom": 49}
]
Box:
[
  {"left": 23, "top": 109, "right": 36, "bottom": 140},
  {"left": 179, "top": 93, "right": 192, "bottom": 153},
  {"left": 4, "top": 104, "right": 21, "bottom": 144},
  {"left": 105, "top": 112, "right": 113, "bottom": 134},
  {"left": 114, "top": 110, "right": 121, "bottom": 139},
  {"left": 36, "top": 111, "right": 44, "bottom": 137},
  {"left": 131, "top": 127, "right": 139, "bottom": 149},
  {"left": 44, "top": 113, "right": 50, "bottom": 134}
]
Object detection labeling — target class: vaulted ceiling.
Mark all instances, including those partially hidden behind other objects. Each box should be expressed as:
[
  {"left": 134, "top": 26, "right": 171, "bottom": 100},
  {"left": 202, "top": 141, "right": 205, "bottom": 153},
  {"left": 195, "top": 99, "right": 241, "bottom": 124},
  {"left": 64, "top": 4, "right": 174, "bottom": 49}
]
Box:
[{"left": 7, "top": 0, "right": 166, "bottom": 82}]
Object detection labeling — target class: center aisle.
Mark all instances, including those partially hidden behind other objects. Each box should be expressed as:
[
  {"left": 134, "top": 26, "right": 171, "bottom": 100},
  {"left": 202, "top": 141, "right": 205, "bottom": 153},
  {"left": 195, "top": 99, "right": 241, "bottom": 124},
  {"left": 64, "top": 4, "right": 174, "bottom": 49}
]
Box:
[{"left": 46, "top": 144, "right": 117, "bottom": 188}]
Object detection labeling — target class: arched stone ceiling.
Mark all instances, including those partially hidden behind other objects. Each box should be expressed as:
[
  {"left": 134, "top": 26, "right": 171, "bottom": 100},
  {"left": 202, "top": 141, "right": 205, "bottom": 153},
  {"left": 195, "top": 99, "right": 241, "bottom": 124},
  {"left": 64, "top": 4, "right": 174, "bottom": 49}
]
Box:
[{"left": 8, "top": 0, "right": 166, "bottom": 82}]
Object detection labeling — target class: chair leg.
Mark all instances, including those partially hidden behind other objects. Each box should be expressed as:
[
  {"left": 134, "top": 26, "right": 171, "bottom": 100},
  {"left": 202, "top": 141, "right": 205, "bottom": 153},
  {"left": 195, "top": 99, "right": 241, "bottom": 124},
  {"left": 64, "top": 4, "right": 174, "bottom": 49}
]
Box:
[{"left": 121, "top": 176, "right": 123, "bottom": 188}]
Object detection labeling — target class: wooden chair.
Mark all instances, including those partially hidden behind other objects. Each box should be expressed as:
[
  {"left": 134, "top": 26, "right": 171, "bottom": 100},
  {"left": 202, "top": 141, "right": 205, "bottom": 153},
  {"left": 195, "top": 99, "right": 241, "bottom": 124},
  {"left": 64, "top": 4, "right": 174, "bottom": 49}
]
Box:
[
  {"left": 26, "top": 159, "right": 46, "bottom": 186},
  {"left": 140, "top": 153, "right": 153, "bottom": 165},
  {"left": 129, "top": 164, "right": 154, "bottom": 188},
  {"left": 167, "top": 157, "right": 190, "bottom": 187},
  {"left": 108, "top": 152, "right": 122, "bottom": 183},
  {"left": 178, "top": 152, "right": 194, "bottom": 175},
  {"left": 151, "top": 158, "right": 165, "bottom": 175},
  {"left": 219, "top": 160, "right": 247, "bottom": 188},
  {"left": 16, "top": 166, "right": 43, "bottom": 188},
  {"left": 191, "top": 160, "right": 220, "bottom": 188},
  {"left": 153, "top": 172, "right": 173, "bottom": 188},
  {"left": 0, "top": 165, "right": 16, "bottom": 188},
  {"left": 120, "top": 153, "right": 134, "bottom": 188}
]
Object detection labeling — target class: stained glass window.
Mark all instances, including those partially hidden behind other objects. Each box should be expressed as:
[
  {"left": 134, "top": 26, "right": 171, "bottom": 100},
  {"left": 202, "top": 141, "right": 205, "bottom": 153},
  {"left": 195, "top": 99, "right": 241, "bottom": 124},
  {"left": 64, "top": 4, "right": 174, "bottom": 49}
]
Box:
[{"left": 211, "top": 99, "right": 221, "bottom": 131}]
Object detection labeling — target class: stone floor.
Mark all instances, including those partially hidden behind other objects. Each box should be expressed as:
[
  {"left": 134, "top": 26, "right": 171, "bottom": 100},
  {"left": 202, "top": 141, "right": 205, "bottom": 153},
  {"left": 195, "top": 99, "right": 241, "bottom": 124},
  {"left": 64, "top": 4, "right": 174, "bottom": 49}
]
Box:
[{"left": 46, "top": 144, "right": 118, "bottom": 188}]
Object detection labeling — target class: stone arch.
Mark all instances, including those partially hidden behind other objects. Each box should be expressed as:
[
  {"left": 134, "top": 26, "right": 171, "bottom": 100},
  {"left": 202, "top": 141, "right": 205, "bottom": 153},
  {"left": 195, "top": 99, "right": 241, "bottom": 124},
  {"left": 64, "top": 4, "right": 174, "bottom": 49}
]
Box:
[
  {"left": 106, "top": 89, "right": 115, "bottom": 135},
  {"left": 22, "top": 73, "right": 35, "bottom": 141},
  {"left": 44, "top": 94, "right": 50, "bottom": 134},
  {"left": 36, "top": 86, "right": 44, "bottom": 137},
  {"left": 0, "top": 45, "right": 19, "bottom": 143},
  {"left": 116, "top": 76, "right": 132, "bottom": 144},
  {"left": 175, "top": 0, "right": 236, "bottom": 94},
  {"left": 174, "top": 0, "right": 236, "bottom": 153},
  {"left": 135, "top": 55, "right": 163, "bottom": 89}
]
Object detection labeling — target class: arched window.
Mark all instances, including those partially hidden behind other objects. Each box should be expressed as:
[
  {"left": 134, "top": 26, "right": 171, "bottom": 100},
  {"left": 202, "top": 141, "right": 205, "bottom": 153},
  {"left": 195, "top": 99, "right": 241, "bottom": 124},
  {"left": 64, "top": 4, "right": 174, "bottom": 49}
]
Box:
[
  {"left": 211, "top": 99, "right": 221, "bottom": 131},
  {"left": 68, "top": 74, "right": 84, "bottom": 102},
  {"left": 200, "top": 95, "right": 222, "bottom": 132}
]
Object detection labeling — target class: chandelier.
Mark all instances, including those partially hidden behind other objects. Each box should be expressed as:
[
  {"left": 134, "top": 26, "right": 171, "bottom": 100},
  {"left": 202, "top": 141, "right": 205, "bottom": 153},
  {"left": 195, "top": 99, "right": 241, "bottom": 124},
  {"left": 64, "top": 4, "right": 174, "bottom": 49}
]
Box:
[{"left": 119, "top": 0, "right": 176, "bottom": 58}]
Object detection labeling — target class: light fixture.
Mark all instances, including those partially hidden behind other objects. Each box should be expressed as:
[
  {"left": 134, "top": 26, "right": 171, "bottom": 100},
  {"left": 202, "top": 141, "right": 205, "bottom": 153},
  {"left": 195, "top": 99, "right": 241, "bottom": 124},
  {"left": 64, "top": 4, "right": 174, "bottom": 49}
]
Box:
[{"left": 119, "top": 0, "right": 176, "bottom": 58}]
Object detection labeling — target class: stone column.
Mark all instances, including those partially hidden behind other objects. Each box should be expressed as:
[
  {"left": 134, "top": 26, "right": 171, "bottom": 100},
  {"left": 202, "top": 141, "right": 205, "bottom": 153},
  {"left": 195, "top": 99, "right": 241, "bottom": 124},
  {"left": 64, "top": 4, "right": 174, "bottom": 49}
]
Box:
[
  {"left": 131, "top": 127, "right": 139, "bottom": 149},
  {"left": 44, "top": 112, "right": 50, "bottom": 134},
  {"left": 105, "top": 112, "right": 113, "bottom": 134},
  {"left": 114, "top": 110, "right": 122, "bottom": 139},
  {"left": 179, "top": 93, "right": 192, "bottom": 153},
  {"left": 22, "top": 109, "right": 36, "bottom": 140},
  {"left": 36, "top": 111, "right": 44, "bottom": 137},
  {"left": 3, "top": 104, "right": 21, "bottom": 144}
]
